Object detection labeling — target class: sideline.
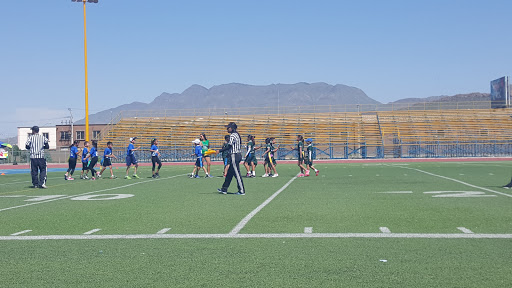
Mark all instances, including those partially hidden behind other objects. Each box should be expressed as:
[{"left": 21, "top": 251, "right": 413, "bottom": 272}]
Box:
[{"left": 1, "top": 232, "right": 511, "bottom": 241}]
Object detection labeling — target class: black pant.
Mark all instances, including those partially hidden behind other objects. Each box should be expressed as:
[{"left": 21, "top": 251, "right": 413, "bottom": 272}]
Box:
[
  {"left": 152, "top": 156, "right": 162, "bottom": 171},
  {"left": 67, "top": 157, "right": 77, "bottom": 175},
  {"left": 88, "top": 156, "right": 98, "bottom": 176},
  {"left": 222, "top": 153, "right": 245, "bottom": 193},
  {"left": 30, "top": 158, "right": 47, "bottom": 187}
]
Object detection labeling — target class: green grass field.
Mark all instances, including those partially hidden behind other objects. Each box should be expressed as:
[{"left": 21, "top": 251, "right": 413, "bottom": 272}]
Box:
[{"left": 1, "top": 161, "right": 512, "bottom": 287}]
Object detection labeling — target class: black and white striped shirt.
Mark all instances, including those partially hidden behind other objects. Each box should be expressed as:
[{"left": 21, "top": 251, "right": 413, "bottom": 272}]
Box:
[
  {"left": 229, "top": 132, "right": 242, "bottom": 154},
  {"left": 25, "top": 134, "right": 49, "bottom": 159}
]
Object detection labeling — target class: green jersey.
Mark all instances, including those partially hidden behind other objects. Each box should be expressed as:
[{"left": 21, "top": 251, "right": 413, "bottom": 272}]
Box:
[
  {"left": 201, "top": 140, "right": 209, "bottom": 154},
  {"left": 246, "top": 140, "right": 255, "bottom": 154},
  {"left": 297, "top": 141, "right": 304, "bottom": 157},
  {"left": 306, "top": 144, "right": 313, "bottom": 160}
]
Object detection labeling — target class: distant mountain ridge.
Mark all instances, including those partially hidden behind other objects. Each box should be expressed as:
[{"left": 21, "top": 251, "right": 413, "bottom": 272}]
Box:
[
  {"left": 76, "top": 82, "right": 490, "bottom": 124},
  {"left": 76, "top": 82, "right": 376, "bottom": 124}
]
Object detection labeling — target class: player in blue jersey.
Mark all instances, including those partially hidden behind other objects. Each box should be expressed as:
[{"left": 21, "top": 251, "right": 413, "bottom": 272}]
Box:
[
  {"left": 65, "top": 140, "right": 80, "bottom": 180},
  {"left": 87, "top": 141, "right": 100, "bottom": 180},
  {"left": 80, "top": 141, "right": 90, "bottom": 180},
  {"left": 125, "top": 137, "right": 140, "bottom": 179},
  {"left": 98, "top": 141, "right": 117, "bottom": 179},
  {"left": 190, "top": 139, "right": 208, "bottom": 178},
  {"left": 150, "top": 138, "right": 162, "bottom": 178}
]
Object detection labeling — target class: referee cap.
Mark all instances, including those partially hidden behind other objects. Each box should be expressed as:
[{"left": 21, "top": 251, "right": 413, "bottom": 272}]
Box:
[{"left": 225, "top": 122, "right": 237, "bottom": 130}]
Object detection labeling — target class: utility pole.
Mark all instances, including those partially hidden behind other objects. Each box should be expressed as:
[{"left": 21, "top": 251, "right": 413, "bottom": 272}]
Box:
[{"left": 68, "top": 108, "right": 74, "bottom": 143}]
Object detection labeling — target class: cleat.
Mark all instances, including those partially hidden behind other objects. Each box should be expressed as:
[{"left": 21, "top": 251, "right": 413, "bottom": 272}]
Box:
[
  {"left": 271, "top": 174, "right": 279, "bottom": 178},
  {"left": 124, "top": 175, "right": 132, "bottom": 179},
  {"left": 132, "top": 174, "right": 140, "bottom": 179},
  {"left": 235, "top": 192, "right": 245, "bottom": 195},
  {"left": 262, "top": 174, "right": 269, "bottom": 178},
  {"left": 110, "top": 175, "right": 117, "bottom": 179},
  {"left": 83, "top": 175, "right": 89, "bottom": 180},
  {"left": 217, "top": 188, "right": 227, "bottom": 194},
  {"left": 64, "top": 174, "right": 68, "bottom": 180},
  {"left": 298, "top": 173, "right": 305, "bottom": 177},
  {"left": 67, "top": 177, "right": 74, "bottom": 181},
  {"left": 80, "top": 175, "right": 83, "bottom": 179},
  {"left": 40, "top": 184, "right": 47, "bottom": 189},
  {"left": 195, "top": 175, "right": 201, "bottom": 178},
  {"left": 315, "top": 170, "right": 319, "bottom": 176},
  {"left": 91, "top": 177, "right": 96, "bottom": 180}
]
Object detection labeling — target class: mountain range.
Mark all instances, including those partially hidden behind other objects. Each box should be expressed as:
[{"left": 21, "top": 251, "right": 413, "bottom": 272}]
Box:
[{"left": 75, "top": 82, "right": 490, "bottom": 124}]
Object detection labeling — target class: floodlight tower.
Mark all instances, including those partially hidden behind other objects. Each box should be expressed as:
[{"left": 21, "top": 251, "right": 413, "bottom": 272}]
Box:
[{"left": 72, "top": 0, "right": 98, "bottom": 141}]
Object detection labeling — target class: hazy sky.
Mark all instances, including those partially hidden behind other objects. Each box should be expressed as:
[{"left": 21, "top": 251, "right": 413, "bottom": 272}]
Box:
[{"left": 1, "top": 0, "right": 510, "bottom": 138}]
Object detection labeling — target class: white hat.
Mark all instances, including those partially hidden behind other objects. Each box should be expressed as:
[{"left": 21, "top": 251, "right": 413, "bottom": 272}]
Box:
[
  {"left": 129, "top": 137, "right": 137, "bottom": 142},
  {"left": 192, "top": 139, "right": 201, "bottom": 144}
]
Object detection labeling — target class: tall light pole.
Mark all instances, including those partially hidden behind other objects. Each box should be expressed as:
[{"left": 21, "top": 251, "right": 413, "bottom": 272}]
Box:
[{"left": 72, "top": 0, "right": 98, "bottom": 141}]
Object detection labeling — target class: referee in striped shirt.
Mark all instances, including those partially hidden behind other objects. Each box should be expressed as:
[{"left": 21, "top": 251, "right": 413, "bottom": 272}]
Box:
[
  {"left": 25, "top": 126, "right": 49, "bottom": 188},
  {"left": 218, "top": 122, "right": 245, "bottom": 195}
]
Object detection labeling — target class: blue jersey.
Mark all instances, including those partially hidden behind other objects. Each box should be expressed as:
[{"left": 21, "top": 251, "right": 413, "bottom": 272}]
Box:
[
  {"left": 127, "top": 143, "right": 134, "bottom": 156},
  {"left": 90, "top": 147, "right": 98, "bottom": 158},
  {"left": 82, "top": 147, "right": 89, "bottom": 163},
  {"left": 70, "top": 146, "right": 78, "bottom": 158},
  {"left": 194, "top": 145, "right": 203, "bottom": 159},
  {"left": 104, "top": 147, "right": 112, "bottom": 159},
  {"left": 151, "top": 145, "right": 158, "bottom": 157}
]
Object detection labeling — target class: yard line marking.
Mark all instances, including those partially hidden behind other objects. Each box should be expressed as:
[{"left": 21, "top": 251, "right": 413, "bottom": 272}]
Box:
[
  {"left": 229, "top": 176, "right": 298, "bottom": 236},
  {"left": 380, "top": 227, "right": 391, "bottom": 233},
  {"left": 0, "top": 195, "right": 26, "bottom": 198},
  {"left": 10, "top": 230, "right": 32, "bottom": 236},
  {"left": 157, "top": 228, "right": 171, "bottom": 234},
  {"left": 387, "top": 165, "right": 512, "bottom": 198},
  {"left": 304, "top": 227, "right": 313, "bottom": 233},
  {"left": 0, "top": 173, "right": 188, "bottom": 213},
  {"left": 83, "top": 229, "right": 101, "bottom": 235},
  {"left": 2, "top": 232, "right": 512, "bottom": 241},
  {"left": 457, "top": 227, "right": 474, "bottom": 234},
  {"left": 376, "top": 191, "right": 412, "bottom": 194}
]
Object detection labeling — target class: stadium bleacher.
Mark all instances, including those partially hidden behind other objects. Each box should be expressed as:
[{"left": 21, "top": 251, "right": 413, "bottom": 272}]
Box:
[{"left": 98, "top": 108, "right": 512, "bottom": 160}]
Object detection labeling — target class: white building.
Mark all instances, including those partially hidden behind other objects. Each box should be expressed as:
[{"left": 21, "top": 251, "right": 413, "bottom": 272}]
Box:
[{"left": 18, "top": 127, "right": 57, "bottom": 150}]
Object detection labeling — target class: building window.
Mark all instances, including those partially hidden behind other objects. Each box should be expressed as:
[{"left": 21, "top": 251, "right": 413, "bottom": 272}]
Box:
[
  {"left": 43, "top": 133, "right": 49, "bottom": 140},
  {"left": 93, "top": 131, "right": 101, "bottom": 140},
  {"left": 60, "top": 131, "right": 71, "bottom": 140},
  {"left": 76, "top": 131, "right": 85, "bottom": 140}
]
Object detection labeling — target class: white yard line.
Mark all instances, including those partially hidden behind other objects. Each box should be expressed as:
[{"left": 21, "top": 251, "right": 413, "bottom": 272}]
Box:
[
  {"left": 0, "top": 174, "right": 188, "bottom": 213},
  {"left": 387, "top": 165, "right": 512, "bottom": 198},
  {"left": 1, "top": 232, "right": 512, "bottom": 241},
  {"left": 156, "top": 228, "right": 172, "bottom": 234},
  {"left": 83, "top": 229, "right": 101, "bottom": 235},
  {"left": 229, "top": 176, "right": 298, "bottom": 236},
  {"left": 457, "top": 227, "right": 474, "bottom": 234},
  {"left": 10, "top": 230, "right": 32, "bottom": 236}
]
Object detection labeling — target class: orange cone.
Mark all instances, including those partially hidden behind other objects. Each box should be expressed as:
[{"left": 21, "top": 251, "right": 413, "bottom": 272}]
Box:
[{"left": 1, "top": 173, "right": 5, "bottom": 175}]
